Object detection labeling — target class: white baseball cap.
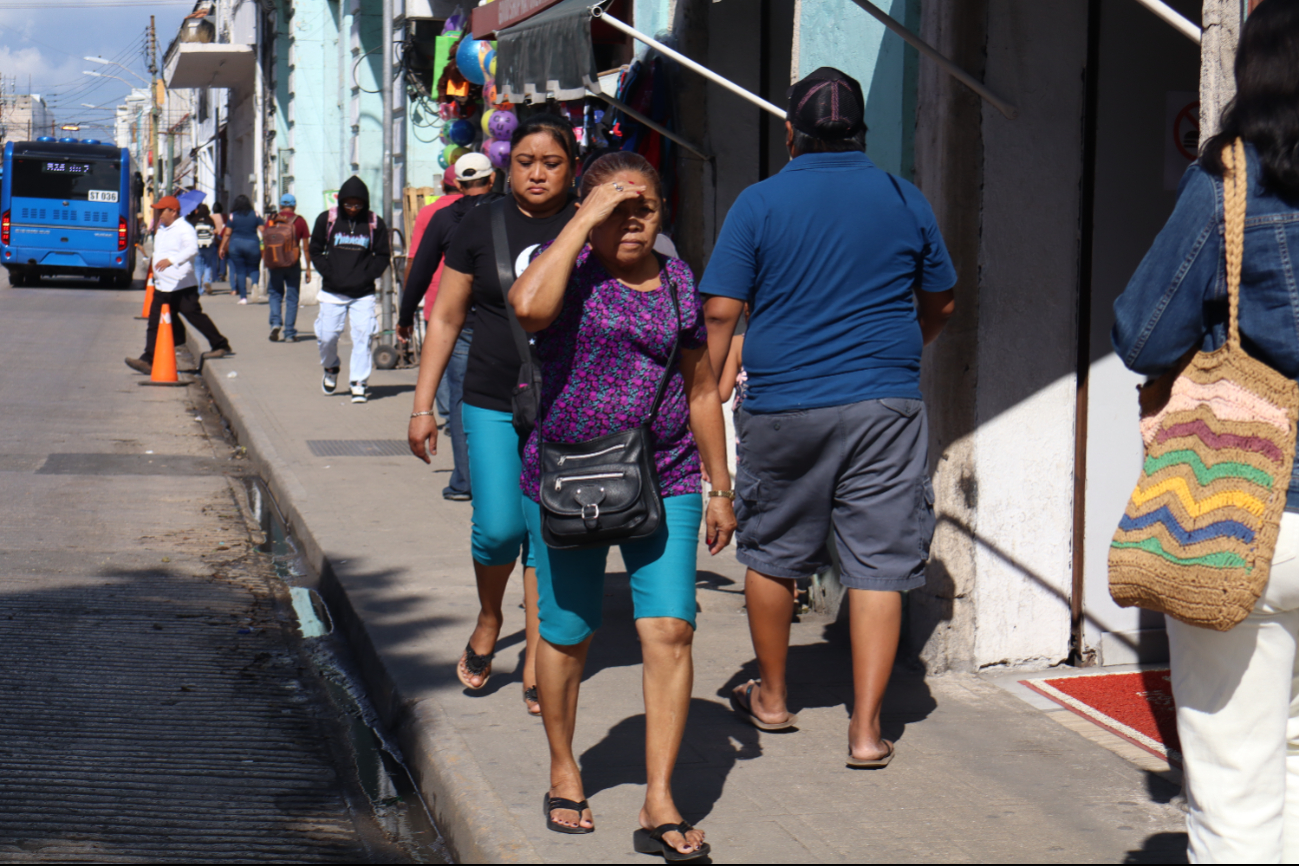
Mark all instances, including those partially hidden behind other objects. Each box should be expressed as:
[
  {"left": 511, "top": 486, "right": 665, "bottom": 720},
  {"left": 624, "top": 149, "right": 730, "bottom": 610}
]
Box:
[{"left": 454, "top": 152, "right": 494, "bottom": 182}]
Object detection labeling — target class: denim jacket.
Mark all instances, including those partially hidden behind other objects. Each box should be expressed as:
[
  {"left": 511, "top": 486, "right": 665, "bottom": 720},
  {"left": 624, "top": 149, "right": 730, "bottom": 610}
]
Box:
[{"left": 1112, "top": 145, "right": 1299, "bottom": 506}]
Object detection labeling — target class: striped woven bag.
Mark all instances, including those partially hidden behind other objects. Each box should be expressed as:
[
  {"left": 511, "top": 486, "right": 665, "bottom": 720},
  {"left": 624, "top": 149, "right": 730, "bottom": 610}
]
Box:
[{"left": 1109, "top": 139, "right": 1299, "bottom": 631}]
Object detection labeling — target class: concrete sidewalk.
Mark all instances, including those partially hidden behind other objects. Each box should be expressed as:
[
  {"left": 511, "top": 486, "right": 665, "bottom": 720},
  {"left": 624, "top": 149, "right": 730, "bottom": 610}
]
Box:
[{"left": 186, "top": 295, "right": 1187, "bottom": 864}]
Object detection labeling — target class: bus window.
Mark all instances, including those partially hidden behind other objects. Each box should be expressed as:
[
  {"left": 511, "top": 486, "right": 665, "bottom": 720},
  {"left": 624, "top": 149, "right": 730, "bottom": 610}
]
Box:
[{"left": 11, "top": 158, "right": 123, "bottom": 203}]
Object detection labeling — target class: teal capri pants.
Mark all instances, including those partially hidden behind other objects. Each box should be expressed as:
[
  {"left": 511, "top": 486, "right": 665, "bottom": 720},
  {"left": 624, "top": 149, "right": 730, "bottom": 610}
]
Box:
[
  {"left": 523, "top": 494, "right": 703, "bottom": 646},
  {"left": 462, "top": 404, "right": 536, "bottom": 569}
]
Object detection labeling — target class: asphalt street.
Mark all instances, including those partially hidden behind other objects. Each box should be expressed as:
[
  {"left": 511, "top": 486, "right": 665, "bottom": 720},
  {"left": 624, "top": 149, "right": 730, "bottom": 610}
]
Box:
[{"left": 0, "top": 271, "right": 427, "bottom": 862}]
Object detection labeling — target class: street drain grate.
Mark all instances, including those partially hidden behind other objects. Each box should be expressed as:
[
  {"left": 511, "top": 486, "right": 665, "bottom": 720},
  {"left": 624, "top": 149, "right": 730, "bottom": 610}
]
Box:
[{"left": 306, "top": 439, "right": 409, "bottom": 458}]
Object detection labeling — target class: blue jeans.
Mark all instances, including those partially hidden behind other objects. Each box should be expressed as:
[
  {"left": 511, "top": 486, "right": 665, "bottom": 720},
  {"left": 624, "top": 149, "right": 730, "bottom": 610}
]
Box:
[
  {"left": 226, "top": 239, "right": 261, "bottom": 300},
  {"left": 196, "top": 245, "right": 220, "bottom": 292},
  {"left": 267, "top": 264, "right": 301, "bottom": 339},
  {"left": 524, "top": 495, "right": 703, "bottom": 646},
  {"left": 461, "top": 403, "right": 535, "bottom": 569},
  {"left": 444, "top": 327, "right": 472, "bottom": 497}
]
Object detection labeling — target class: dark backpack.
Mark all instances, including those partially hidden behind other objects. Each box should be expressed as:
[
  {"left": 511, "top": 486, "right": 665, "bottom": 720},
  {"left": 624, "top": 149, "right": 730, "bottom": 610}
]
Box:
[{"left": 262, "top": 215, "right": 299, "bottom": 269}]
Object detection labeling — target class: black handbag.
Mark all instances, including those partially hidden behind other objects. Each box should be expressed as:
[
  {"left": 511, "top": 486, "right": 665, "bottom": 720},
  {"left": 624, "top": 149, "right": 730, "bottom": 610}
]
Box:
[
  {"left": 538, "top": 263, "right": 682, "bottom": 550},
  {"left": 491, "top": 197, "right": 543, "bottom": 435}
]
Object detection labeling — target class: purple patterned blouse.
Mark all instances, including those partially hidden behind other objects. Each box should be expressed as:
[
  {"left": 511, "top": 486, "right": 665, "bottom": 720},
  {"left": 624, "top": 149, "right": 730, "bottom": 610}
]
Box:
[{"left": 520, "top": 246, "right": 707, "bottom": 503}]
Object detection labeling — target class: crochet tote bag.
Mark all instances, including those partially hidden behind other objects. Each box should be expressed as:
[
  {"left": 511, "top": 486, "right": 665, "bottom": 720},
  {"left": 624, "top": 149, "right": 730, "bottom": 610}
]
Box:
[{"left": 1109, "top": 139, "right": 1299, "bottom": 631}]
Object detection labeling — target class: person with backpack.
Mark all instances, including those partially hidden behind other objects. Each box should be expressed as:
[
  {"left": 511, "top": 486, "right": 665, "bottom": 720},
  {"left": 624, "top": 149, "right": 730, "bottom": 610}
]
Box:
[
  {"left": 264, "top": 193, "right": 312, "bottom": 342},
  {"left": 308, "top": 176, "right": 390, "bottom": 404},
  {"left": 187, "top": 203, "right": 219, "bottom": 295}
]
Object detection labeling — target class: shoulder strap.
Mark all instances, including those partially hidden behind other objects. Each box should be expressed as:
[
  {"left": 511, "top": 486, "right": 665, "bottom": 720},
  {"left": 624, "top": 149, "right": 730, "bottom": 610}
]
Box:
[
  {"left": 490, "top": 197, "right": 536, "bottom": 365},
  {"left": 643, "top": 254, "right": 682, "bottom": 426},
  {"left": 1223, "top": 138, "right": 1247, "bottom": 352}
]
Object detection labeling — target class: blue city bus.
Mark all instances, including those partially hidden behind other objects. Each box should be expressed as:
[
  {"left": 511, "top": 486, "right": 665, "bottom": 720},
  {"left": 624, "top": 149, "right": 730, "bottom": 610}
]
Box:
[{"left": 1, "top": 138, "right": 138, "bottom": 287}]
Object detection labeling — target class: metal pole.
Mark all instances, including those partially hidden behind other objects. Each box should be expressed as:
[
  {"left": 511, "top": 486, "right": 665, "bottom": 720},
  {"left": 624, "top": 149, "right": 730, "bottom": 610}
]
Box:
[
  {"left": 1132, "top": 0, "right": 1202, "bottom": 43},
  {"left": 592, "top": 10, "right": 787, "bottom": 119},
  {"left": 380, "top": 0, "right": 394, "bottom": 347},
  {"left": 148, "top": 16, "right": 159, "bottom": 212},
  {"left": 844, "top": 0, "right": 1018, "bottom": 119}
]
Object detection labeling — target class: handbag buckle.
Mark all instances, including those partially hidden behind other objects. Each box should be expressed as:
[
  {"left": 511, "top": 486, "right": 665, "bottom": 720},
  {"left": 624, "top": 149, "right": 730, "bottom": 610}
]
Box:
[{"left": 581, "top": 503, "right": 600, "bottom": 521}]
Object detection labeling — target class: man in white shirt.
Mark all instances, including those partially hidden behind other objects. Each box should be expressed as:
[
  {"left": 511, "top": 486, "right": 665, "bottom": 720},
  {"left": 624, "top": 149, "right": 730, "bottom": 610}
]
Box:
[{"left": 126, "top": 196, "right": 232, "bottom": 374}]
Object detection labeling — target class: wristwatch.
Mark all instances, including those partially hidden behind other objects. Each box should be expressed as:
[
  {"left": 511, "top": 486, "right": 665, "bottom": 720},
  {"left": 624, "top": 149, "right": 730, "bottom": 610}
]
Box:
[{"left": 709, "top": 489, "right": 736, "bottom": 500}]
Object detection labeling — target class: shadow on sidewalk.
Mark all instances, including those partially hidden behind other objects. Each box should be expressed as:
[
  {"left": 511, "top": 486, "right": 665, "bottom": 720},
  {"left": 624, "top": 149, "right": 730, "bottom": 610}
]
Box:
[
  {"left": 712, "top": 606, "right": 939, "bottom": 745},
  {"left": 1123, "top": 831, "right": 1188, "bottom": 863},
  {"left": 578, "top": 697, "right": 762, "bottom": 822},
  {"left": 367, "top": 384, "right": 416, "bottom": 402}
]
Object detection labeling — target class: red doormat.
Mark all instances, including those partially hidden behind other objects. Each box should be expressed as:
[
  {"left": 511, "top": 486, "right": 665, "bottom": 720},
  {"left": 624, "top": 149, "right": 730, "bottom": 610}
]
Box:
[{"left": 1020, "top": 669, "right": 1181, "bottom": 766}]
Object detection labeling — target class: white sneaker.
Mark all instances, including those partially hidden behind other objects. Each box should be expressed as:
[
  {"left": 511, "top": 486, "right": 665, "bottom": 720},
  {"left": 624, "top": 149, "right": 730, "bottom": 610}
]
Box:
[
  {"left": 322, "top": 367, "right": 339, "bottom": 394},
  {"left": 237, "top": 298, "right": 248, "bottom": 305},
  {"left": 350, "top": 381, "right": 367, "bottom": 404}
]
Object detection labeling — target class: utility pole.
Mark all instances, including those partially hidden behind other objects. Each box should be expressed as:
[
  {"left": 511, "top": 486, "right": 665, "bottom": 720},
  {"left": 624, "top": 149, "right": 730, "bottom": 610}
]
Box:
[
  {"left": 379, "top": 0, "right": 394, "bottom": 351},
  {"left": 148, "top": 16, "right": 160, "bottom": 213}
]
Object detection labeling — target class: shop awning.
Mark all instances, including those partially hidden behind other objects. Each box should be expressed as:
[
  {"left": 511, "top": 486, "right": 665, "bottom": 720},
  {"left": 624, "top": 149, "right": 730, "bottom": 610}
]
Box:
[{"left": 493, "top": 0, "right": 603, "bottom": 103}]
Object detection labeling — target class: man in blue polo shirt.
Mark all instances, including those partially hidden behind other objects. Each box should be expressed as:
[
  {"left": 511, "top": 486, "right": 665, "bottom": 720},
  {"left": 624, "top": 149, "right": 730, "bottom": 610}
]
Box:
[{"left": 702, "top": 67, "right": 956, "bottom": 769}]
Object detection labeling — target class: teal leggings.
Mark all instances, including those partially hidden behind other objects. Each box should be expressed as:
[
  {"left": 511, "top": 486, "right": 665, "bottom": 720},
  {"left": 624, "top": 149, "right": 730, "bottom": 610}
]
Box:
[
  {"left": 524, "top": 495, "right": 703, "bottom": 646},
  {"left": 462, "top": 404, "right": 535, "bottom": 568}
]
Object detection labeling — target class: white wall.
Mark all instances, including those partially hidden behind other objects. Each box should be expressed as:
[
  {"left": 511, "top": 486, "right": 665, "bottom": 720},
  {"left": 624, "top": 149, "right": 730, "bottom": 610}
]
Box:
[{"left": 971, "top": 0, "right": 1089, "bottom": 668}]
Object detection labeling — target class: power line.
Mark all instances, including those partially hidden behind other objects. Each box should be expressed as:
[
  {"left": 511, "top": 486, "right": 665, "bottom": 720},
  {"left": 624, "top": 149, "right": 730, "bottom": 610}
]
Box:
[{"left": 0, "top": 1, "right": 191, "bottom": 7}]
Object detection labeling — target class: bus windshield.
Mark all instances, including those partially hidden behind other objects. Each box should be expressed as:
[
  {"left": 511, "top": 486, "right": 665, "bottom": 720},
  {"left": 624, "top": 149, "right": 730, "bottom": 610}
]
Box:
[{"left": 11, "top": 156, "right": 122, "bottom": 203}]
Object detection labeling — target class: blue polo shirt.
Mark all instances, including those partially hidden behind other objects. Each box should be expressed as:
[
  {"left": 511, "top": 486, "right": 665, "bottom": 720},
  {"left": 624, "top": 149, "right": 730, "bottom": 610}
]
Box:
[{"left": 700, "top": 152, "right": 956, "bottom": 414}]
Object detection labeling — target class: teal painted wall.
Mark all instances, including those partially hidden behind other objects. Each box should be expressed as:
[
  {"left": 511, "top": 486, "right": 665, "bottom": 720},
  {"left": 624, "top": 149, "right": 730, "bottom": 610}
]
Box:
[
  {"left": 796, "top": 0, "right": 918, "bottom": 179},
  {"left": 277, "top": 0, "right": 346, "bottom": 219}
]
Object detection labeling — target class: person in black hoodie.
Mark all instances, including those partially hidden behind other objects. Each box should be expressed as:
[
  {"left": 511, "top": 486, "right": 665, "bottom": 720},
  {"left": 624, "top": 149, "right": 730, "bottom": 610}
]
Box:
[{"left": 309, "top": 176, "right": 391, "bottom": 403}]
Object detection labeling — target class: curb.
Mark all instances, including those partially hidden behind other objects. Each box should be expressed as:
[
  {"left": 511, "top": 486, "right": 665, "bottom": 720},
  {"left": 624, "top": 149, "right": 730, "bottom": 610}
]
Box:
[{"left": 189, "top": 336, "right": 542, "bottom": 864}]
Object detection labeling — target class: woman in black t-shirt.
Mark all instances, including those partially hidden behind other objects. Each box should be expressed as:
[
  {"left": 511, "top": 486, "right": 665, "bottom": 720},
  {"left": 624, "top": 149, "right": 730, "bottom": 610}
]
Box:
[{"left": 407, "top": 114, "right": 578, "bottom": 716}]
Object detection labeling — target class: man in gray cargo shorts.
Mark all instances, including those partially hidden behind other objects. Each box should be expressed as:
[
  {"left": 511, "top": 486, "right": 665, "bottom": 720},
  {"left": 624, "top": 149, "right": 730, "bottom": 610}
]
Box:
[{"left": 701, "top": 66, "right": 956, "bottom": 768}]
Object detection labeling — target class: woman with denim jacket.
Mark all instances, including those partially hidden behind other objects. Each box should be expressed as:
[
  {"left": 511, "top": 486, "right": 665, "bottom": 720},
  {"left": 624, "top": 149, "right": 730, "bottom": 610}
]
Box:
[{"left": 1111, "top": 2, "right": 1299, "bottom": 859}]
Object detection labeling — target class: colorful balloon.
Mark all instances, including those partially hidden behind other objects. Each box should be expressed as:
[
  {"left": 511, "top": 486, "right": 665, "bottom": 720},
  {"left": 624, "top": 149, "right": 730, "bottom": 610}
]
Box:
[
  {"left": 488, "top": 109, "right": 518, "bottom": 142},
  {"left": 480, "top": 109, "right": 495, "bottom": 137},
  {"left": 443, "top": 143, "right": 468, "bottom": 168},
  {"left": 438, "top": 100, "right": 460, "bottom": 120},
  {"left": 448, "top": 119, "right": 476, "bottom": 147},
  {"left": 455, "top": 38, "right": 495, "bottom": 86},
  {"left": 487, "top": 138, "right": 511, "bottom": 170}
]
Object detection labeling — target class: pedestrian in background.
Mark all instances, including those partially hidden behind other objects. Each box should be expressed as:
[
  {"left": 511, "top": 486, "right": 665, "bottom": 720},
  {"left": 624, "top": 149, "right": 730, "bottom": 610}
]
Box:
[
  {"left": 125, "top": 196, "right": 231, "bottom": 373},
  {"left": 402, "top": 165, "right": 464, "bottom": 445},
  {"left": 702, "top": 67, "right": 955, "bottom": 768},
  {"left": 1111, "top": 2, "right": 1299, "bottom": 859},
  {"left": 210, "top": 201, "right": 228, "bottom": 286},
  {"left": 400, "top": 153, "right": 499, "bottom": 503},
  {"left": 187, "top": 203, "right": 219, "bottom": 295},
  {"left": 406, "top": 115, "right": 578, "bottom": 717},
  {"left": 218, "top": 194, "right": 262, "bottom": 305},
  {"left": 509, "top": 151, "right": 734, "bottom": 859},
  {"left": 309, "top": 176, "right": 390, "bottom": 404},
  {"left": 264, "top": 193, "right": 312, "bottom": 343}
]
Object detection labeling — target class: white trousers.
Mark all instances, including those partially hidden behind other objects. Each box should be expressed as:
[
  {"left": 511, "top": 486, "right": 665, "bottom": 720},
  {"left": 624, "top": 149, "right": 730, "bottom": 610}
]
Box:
[
  {"left": 314, "top": 294, "right": 376, "bottom": 384},
  {"left": 1169, "top": 511, "right": 1299, "bottom": 863}
]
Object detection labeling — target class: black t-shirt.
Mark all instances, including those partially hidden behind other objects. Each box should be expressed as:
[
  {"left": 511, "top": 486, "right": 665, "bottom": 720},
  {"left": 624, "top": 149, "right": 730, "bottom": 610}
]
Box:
[{"left": 445, "top": 196, "right": 577, "bottom": 413}]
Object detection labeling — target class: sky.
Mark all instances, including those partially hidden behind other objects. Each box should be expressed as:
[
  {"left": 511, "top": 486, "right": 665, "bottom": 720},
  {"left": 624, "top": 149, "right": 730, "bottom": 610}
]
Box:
[{"left": 0, "top": 0, "right": 194, "bottom": 137}]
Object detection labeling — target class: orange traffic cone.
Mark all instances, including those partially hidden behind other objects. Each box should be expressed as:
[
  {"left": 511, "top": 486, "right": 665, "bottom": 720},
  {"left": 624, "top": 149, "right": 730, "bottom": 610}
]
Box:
[
  {"left": 135, "top": 264, "right": 154, "bottom": 320},
  {"left": 141, "top": 303, "right": 190, "bottom": 387}
]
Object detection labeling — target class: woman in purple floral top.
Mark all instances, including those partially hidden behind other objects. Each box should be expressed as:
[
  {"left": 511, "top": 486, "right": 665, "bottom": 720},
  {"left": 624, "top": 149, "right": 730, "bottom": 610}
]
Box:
[{"left": 510, "top": 152, "right": 735, "bottom": 860}]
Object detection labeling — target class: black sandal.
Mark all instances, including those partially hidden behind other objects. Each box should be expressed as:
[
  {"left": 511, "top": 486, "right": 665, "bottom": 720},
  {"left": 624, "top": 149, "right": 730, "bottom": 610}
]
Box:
[
  {"left": 523, "top": 685, "right": 541, "bottom": 716},
  {"left": 456, "top": 642, "right": 494, "bottom": 690},
  {"left": 543, "top": 791, "right": 594, "bottom": 834},
  {"left": 633, "top": 822, "right": 711, "bottom": 862}
]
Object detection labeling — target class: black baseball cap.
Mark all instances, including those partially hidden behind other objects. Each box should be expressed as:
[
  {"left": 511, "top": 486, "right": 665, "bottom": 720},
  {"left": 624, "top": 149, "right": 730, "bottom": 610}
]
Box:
[{"left": 786, "top": 67, "right": 866, "bottom": 140}]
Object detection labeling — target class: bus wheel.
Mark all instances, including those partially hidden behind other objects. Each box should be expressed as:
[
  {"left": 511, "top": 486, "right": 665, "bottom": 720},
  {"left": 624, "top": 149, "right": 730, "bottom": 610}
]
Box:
[
  {"left": 114, "top": 270, "right": 133, "bottom": 288},
  {"left": 7, "top": 271, "right": 22, "bottom": 287}
]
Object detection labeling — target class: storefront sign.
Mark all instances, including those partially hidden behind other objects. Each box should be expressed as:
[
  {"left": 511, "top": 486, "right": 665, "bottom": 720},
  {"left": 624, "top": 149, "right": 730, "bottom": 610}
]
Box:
[{"left": 1164, "top": 92, "right": 1199, "bottom": 191}]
